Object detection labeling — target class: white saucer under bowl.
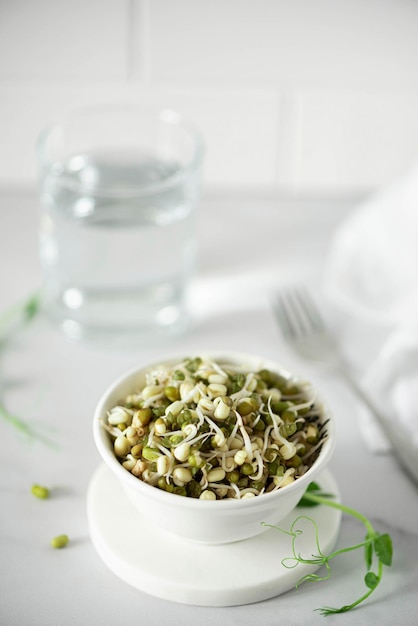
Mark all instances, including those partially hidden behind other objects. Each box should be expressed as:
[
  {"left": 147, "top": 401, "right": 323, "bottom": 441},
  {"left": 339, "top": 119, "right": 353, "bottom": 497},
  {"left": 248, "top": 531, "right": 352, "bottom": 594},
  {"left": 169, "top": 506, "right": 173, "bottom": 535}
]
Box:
[{"left": 87, "top": 464, "right": 341, "bottom": 607}]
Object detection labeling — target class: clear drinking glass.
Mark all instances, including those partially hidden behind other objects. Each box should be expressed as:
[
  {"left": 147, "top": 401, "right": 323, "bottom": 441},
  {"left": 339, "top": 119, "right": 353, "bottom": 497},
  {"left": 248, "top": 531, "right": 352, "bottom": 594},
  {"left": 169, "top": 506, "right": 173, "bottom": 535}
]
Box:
[{"left": 36, "top": 104, "right": 204, "bottom": 345}]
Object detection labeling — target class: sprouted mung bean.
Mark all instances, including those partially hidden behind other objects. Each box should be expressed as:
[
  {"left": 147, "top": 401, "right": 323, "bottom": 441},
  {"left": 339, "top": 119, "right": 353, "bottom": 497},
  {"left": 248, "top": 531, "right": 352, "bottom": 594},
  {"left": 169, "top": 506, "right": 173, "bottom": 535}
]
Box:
[{"left": 102, "top": 356, "right": 329, "bottom": 500}]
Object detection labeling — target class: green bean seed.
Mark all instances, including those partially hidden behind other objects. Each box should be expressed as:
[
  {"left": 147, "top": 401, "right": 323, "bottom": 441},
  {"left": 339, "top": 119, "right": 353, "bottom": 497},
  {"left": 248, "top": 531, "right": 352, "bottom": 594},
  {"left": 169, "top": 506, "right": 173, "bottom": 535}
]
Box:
[
  {"left": 285, "top": 454, "right": 302, "bottom": 468},
  {"left": 152, "top": 406, "right": 166, "bottom": 417},
  {"left": 169, "top": 434, "right": 184, "bottom": 446},
  {"left": 165, "top": 385, "right": 180, "bottom": 402},
  {"left": 268, "top": 459, "right": 280, "bottom": 476},
  {"left": 131, "top": 443, "right": 143, "bottom": 458},
  {"left": 258, "top": 369, "right": 277, "bottom": 385},
  {"left": 227, "top": 470, "right": 240, "bottom": 483},
  {"left": 280, "top": 422, "right": 297, "bottom": 438},
  {"left": 250, "top": 480, "right": 265, "bottom": 492},
  {"left": 237, "top": 398, "right": 256, "bottom": 416},
  {"left": 271, "top": 400, "right": 292, "bottom": 414},
  {"left": 51, "top": 534, "right": 69, "bottom": 549},
  {"left": 31, "top": 484, "right": 50, "bottom": 499},
  {"left": 142, "top": 446, "right": 160, "bottom": 461},
  {"left": 185, "top": 357, "right": 202, "bottom": 373},
  {"left": 241, "top": 462, "right": 254, "bottom": 476},
  {"left": 136, "top": 408, "right": 152, "bottom": 426}
]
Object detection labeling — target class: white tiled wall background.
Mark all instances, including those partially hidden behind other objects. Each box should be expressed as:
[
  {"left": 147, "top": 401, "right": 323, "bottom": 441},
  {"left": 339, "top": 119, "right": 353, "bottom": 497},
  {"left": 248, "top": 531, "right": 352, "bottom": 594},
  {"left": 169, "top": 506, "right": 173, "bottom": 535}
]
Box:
[{"left": 2, "top": 0, "right": 418, "bottom": 194}]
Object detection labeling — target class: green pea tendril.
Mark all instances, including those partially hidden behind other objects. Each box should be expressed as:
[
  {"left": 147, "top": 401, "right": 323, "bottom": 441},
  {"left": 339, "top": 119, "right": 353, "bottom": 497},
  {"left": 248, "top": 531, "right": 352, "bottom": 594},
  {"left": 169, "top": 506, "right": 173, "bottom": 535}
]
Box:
[
  {"left": 0, "top": 292, "right": 54, "bottom": 445},
  {"left": 0, "top": 292, "right": 40, "bottom": 337},
  {"left": 267, "top": 481, "right": 393, "bottom": 615}
]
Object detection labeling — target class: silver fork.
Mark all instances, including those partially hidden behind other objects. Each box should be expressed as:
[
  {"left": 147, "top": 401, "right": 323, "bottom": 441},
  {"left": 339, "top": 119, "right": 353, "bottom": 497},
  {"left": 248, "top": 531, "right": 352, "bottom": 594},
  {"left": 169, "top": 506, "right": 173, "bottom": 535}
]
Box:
[{"left": 273, "top": 285, "right": 418, "bottom": 488}]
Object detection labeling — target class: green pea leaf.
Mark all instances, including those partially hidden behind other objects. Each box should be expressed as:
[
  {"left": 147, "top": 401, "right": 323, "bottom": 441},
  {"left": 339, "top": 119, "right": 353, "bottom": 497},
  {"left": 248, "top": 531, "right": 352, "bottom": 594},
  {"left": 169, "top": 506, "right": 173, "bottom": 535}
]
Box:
[
  {"left": 374, "top": 533, "right": 393, "bottom": 567},
  {"left": 364, "top": 540, "right": 373, "bottom": 570},
  {"left": 280, "top": 483, "right": 394, "bottom": 614},
  {"left": 297, "top": 481, "right": 334, "bottom": 508},
  {"left": 297, "top": 482, "right": 321, "bottom": 507},
  {"left": 365, "top": 571, "right": 379, "bottom": 590}
]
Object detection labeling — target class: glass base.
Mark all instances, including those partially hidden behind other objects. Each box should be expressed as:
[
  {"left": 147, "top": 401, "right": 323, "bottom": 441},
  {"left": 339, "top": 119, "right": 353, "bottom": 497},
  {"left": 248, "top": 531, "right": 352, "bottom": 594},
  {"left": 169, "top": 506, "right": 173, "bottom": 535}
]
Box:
[{"left": 45, "top": 311, "right": 189, "bottom": 350}]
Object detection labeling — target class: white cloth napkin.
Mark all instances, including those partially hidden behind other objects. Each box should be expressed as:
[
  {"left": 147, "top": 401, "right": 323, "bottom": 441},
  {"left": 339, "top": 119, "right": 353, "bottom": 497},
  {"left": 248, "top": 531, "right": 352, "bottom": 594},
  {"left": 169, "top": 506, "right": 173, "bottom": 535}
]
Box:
[
  {"left": 324, "top": 163, "right": 418, "bottom": 326},
  {"left": 324, "top": 164, "right": 418, "bottom": 452},
  {"left": 361, "top": 325, "right": 418, "bottom": 452}
]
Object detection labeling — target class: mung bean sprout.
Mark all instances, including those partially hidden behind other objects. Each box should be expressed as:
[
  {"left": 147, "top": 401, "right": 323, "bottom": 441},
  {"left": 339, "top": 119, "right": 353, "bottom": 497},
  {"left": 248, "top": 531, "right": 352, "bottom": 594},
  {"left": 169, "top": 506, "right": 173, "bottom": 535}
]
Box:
[{"left": 102, "top": 356, "right": 329, "bottom": 500}]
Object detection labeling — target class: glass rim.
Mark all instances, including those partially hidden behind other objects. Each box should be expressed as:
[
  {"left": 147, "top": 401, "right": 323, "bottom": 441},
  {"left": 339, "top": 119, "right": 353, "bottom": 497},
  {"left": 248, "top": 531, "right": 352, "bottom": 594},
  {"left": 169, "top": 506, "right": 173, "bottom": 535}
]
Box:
[{"left": 36, "top": 103, "right": 205, "bottom": 196}]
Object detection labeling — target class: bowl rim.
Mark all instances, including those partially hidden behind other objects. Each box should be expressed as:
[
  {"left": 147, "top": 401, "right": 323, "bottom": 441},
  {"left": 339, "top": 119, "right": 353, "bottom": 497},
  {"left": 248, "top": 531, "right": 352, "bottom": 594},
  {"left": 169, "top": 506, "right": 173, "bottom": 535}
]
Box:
[{"left": 93, "top": 351, "right": 336, "bottom": 510}]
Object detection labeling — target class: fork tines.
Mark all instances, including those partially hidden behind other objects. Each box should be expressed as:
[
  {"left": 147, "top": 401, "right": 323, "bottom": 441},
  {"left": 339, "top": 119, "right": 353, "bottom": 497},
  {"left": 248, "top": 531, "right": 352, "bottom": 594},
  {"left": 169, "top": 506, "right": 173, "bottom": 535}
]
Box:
[{"left": 274, "top": 286, "right": 325, "bottom": 339}]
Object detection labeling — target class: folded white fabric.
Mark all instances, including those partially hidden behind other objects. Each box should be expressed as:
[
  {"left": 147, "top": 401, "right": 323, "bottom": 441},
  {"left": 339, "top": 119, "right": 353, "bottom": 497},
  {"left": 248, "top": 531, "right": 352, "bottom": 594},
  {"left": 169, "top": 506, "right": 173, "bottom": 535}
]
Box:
[
  {"left": 324, "top": 163, "right": 418, "bottom": 452},
  {"left": 361, "top": 325, "right": 418, "bottom": 453},
  {"left": 325, "top": 163, "right": 418, "bottom": 327}
]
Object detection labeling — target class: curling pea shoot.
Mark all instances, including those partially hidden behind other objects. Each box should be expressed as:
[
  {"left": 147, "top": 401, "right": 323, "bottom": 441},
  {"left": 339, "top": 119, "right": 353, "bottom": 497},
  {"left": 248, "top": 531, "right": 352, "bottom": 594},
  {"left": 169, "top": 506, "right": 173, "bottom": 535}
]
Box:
[
  {"left": 0, "top": 292, "right": 55, "bottom": 445},
  {"left": 267, "top": 481, "right": 393, "bottom": 615}
]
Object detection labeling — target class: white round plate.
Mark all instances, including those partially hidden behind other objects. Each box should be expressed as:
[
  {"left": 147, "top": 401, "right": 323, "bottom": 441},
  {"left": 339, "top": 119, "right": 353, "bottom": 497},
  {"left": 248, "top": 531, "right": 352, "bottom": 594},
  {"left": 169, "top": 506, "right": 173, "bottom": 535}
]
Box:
[{"left": 87, "top": 464, "right": 341, "bottom": 607}]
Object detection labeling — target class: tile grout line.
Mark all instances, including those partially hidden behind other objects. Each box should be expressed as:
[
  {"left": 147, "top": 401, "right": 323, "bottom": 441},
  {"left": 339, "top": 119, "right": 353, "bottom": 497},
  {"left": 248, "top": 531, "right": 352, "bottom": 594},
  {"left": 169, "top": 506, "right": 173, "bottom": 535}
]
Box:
[{"left": 127, "top": 0, "right": 151, "bottom": 83}]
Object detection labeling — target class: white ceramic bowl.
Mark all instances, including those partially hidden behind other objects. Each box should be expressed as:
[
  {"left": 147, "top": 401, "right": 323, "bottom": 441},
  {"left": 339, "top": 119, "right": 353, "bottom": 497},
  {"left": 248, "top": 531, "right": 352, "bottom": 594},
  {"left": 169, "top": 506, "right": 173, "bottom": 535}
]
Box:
[{"left": 93, "top": 351, "right": 335, "bottom": 545}]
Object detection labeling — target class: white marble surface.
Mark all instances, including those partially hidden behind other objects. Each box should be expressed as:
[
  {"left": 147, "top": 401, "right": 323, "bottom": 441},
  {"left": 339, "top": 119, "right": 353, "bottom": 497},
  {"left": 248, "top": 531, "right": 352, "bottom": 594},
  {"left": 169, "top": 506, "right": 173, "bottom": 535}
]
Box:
[{"left": 1, "top": 189, "right": 417, "bottom": 626}]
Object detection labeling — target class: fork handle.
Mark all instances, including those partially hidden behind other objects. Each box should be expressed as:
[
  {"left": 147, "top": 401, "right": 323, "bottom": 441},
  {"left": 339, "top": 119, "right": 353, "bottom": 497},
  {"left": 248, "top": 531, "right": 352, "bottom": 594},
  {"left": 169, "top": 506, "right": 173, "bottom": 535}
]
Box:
[{"left": 337, "top": 364, "right": 418, "bottom": 489}]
